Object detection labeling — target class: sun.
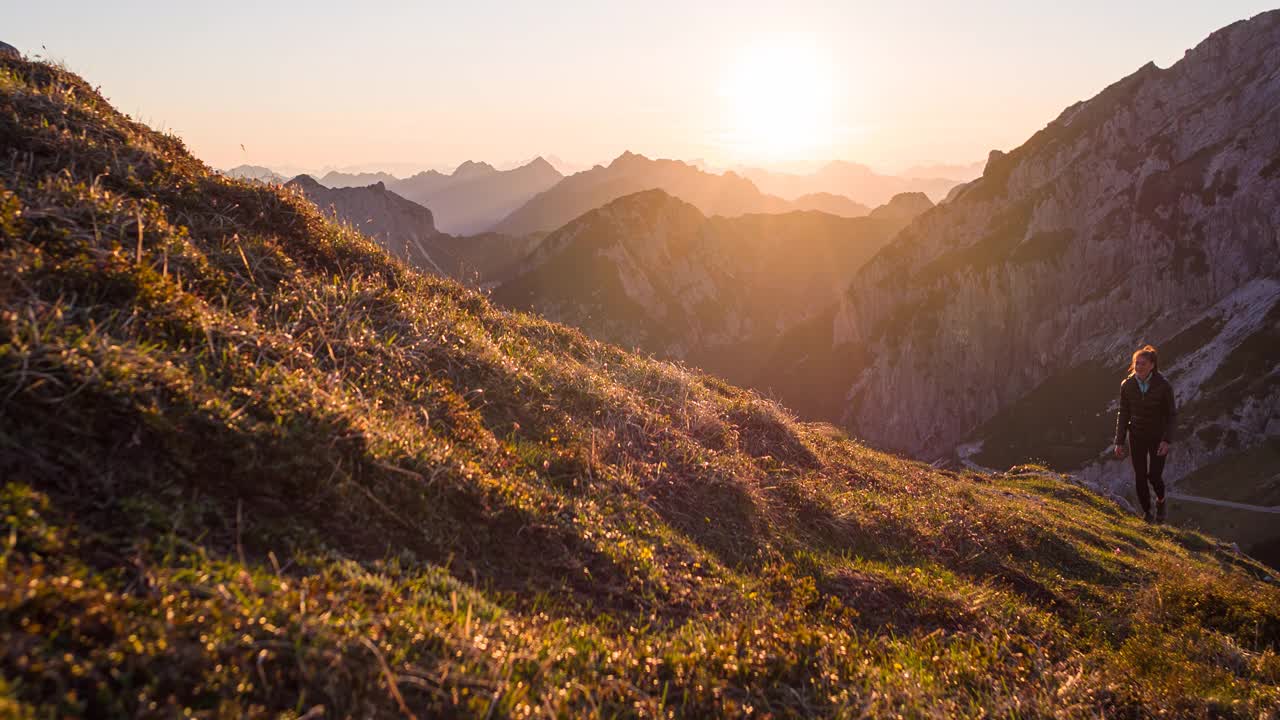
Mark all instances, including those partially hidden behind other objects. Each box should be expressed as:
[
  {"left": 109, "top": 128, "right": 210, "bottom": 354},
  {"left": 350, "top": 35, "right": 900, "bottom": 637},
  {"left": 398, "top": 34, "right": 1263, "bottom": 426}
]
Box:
[{"left": 719, "top": 41, "right": 836, "bottom": 164}]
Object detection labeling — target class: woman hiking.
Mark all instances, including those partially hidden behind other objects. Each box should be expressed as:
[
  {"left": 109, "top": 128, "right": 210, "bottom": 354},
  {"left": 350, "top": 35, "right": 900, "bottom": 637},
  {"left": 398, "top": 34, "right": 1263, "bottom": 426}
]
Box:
[{"left": 1113, "top": 345, "right": 1177, "bottom": 523}]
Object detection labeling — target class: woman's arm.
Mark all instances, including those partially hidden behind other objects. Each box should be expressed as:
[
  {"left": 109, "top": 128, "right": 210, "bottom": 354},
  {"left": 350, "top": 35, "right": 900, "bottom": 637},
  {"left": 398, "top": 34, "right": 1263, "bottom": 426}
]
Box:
[
  {"left": 1114, "top": 382, "right": 1130, "bottom": 447},
  {"left": 1162, "top": 383, "right": 1176, "bottom": 443}
]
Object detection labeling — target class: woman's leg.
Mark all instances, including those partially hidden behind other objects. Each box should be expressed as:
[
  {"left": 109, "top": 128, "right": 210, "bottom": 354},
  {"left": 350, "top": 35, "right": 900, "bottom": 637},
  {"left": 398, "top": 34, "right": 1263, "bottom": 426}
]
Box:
[
  {"left": 1129, "top": 436, "right": 1151, "bottom": 515},
  {"left": 1149, "top": 444, "right": 1167, "bottom": 520}
]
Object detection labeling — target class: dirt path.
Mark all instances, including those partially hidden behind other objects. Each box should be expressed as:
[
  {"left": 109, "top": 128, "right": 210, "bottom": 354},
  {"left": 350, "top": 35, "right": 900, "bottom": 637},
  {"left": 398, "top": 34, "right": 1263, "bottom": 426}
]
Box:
[{"left": 1168, "top": 493, "right": 1280, "bottom": 514}]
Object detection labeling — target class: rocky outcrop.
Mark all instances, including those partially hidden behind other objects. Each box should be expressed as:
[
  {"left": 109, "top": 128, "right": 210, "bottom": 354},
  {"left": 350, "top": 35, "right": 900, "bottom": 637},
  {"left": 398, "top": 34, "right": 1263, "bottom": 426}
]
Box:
[
  {"left": 491, "top": 189, "right": 915, "bottom": 388},
  {"left": 811, "top": 11, "right": 1280, "bottom": 508},
  {"left": 0, "top": 41, "right": 20, "bottom": 59}
]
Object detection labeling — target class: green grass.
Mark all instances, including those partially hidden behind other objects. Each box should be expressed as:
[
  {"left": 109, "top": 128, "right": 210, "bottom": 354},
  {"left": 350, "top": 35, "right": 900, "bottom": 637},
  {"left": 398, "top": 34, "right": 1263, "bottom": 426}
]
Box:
[{"left": 1, "top": 55, "right": 1279, "bottom": 718}]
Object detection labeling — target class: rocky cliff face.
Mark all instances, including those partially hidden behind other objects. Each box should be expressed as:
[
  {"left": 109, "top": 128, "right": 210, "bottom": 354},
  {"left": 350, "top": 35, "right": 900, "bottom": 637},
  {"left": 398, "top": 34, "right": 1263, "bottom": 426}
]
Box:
[
  {"left": 819, "top": 12, "right": 1280, "bottom": 506},
  {"left": 492, "top": 189, "right": 923, "bottom": 387}
]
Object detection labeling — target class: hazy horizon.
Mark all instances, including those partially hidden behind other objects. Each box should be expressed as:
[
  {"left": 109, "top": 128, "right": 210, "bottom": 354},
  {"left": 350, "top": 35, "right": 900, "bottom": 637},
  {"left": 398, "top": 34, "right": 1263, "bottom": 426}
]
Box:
[{"left": 10, "top": 1, "right": 1277, "bottom": 175}]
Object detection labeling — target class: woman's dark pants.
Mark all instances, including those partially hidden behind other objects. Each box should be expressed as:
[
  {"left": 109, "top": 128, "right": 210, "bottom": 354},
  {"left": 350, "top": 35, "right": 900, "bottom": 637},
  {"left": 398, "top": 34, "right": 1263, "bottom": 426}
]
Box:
[{"left": 1129, "top": 434, "right": 1166, "bottom": 513}]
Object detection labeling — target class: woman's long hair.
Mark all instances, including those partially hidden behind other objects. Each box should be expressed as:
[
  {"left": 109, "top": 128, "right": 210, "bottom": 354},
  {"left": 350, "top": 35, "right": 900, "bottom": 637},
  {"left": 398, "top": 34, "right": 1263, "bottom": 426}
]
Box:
[{"left": 1128, "top": 344, "right": 1158, "bottom": 375}]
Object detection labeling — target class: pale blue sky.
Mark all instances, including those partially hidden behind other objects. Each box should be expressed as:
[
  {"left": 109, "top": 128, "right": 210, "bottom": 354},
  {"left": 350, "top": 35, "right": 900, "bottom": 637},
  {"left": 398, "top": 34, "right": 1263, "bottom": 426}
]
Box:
[{"left": 9, "top": 1, "right": 1277, "bottom": 175}]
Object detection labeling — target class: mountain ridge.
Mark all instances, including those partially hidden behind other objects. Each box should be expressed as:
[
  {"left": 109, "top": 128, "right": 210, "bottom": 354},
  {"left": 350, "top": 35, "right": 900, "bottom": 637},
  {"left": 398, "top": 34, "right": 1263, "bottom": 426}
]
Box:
[
  {"left": 741, "top": 160, "right": 968, "bottom": 207},
  {"left": 494, "top": 151, "right": 831, "bottom": 236},
  {"left": 389, "top": 157, "right": 564, "bottom": 235}
]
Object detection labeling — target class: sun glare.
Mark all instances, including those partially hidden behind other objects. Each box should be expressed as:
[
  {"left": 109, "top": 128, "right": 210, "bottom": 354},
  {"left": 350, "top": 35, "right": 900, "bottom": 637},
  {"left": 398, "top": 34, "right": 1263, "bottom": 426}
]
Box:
[{"left": 719, "top": 41, "right": 836, "bottom": 164}]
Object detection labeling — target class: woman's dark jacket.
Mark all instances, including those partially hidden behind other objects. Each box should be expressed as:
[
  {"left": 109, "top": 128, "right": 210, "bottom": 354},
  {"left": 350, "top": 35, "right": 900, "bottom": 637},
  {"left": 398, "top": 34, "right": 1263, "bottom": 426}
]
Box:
[{"left": 1114, "top": 370, "right": 1176, "bottom": 446}]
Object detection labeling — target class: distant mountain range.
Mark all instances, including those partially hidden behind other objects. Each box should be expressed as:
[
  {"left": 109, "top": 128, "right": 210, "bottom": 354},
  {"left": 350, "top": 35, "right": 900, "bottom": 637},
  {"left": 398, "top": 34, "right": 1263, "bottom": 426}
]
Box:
[
  {"left": 223, "top": 164, "right": 287, "bottom": 184},
  {"left": 390, "top": 158, "right": 564, "bottom": 235},
  {"left": 740, "top": 161, "right": 971, "bottom": 207},
  {"left": 302, "top": 159, "right": 564, "bottom": 235},
  {"left": 225, "top": 155, "right": 968, "bottom": 236},
  {"left": 317, "top": 170, "right": 399, "bottom": 188},
  {"left": 492, "top": 152, "right": 794, "bottom": 236},
  {"left": 494, "top": 151, "right": 834, "bottom": 236}
]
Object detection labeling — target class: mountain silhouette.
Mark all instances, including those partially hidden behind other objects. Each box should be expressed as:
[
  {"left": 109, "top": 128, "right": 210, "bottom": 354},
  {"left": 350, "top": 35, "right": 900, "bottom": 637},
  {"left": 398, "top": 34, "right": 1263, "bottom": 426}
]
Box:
[
  {"left": 741, "top": 160, "right": 967, "bottom": 207},
  {"left": 391, "top": 157, "right": 563, "bottom": 235},
  {"left": 492, "top": 151, "right": 802, "bottom": 236}
]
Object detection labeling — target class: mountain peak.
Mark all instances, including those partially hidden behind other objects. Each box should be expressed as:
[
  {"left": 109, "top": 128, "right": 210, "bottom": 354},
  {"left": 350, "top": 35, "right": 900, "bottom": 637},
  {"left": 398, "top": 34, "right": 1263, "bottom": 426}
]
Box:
[
  {"left": 453, "top": 160, "right": 497, "bottom": 177},
  {"left": 522, "top": 155, "right": 558, "bottom": 172},
  {"left": 286, "top": 173, "right": 323, "bottom": 190},
  {"left": 609, "top": 150, "right": 651, "bottom": 168},
  {"left": 602, "top": 187, "right": 688, "bottom": 211},
  {"left": 867, "top": 191, "right": 935, "bottom": 222},
  {"left": 404, "top": 168, "right": 447, "bottom": 180}
]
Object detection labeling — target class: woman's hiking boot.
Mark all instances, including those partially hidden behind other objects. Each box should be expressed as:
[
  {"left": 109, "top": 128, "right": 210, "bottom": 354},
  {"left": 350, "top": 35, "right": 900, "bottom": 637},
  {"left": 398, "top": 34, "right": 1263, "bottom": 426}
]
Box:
[
  {"left": 1142, "top": 509, "right": 1154, "bottom": 523},
  {"left": 1156, "top": 498, "right": 1167, "bottom": 524}
]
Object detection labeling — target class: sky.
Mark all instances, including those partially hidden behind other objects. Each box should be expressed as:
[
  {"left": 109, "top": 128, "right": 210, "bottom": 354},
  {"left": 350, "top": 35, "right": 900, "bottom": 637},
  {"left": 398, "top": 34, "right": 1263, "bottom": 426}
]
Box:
[{"left": 9, "top": 1, "right": 1278, "bottom": 176}]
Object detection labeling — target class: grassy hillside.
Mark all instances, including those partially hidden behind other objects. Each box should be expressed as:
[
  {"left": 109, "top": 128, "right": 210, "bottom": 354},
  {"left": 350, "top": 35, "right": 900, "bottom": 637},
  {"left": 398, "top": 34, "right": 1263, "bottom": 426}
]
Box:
[{"left": 1, "top": 56, "right": 1279, "bottom": 719}]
